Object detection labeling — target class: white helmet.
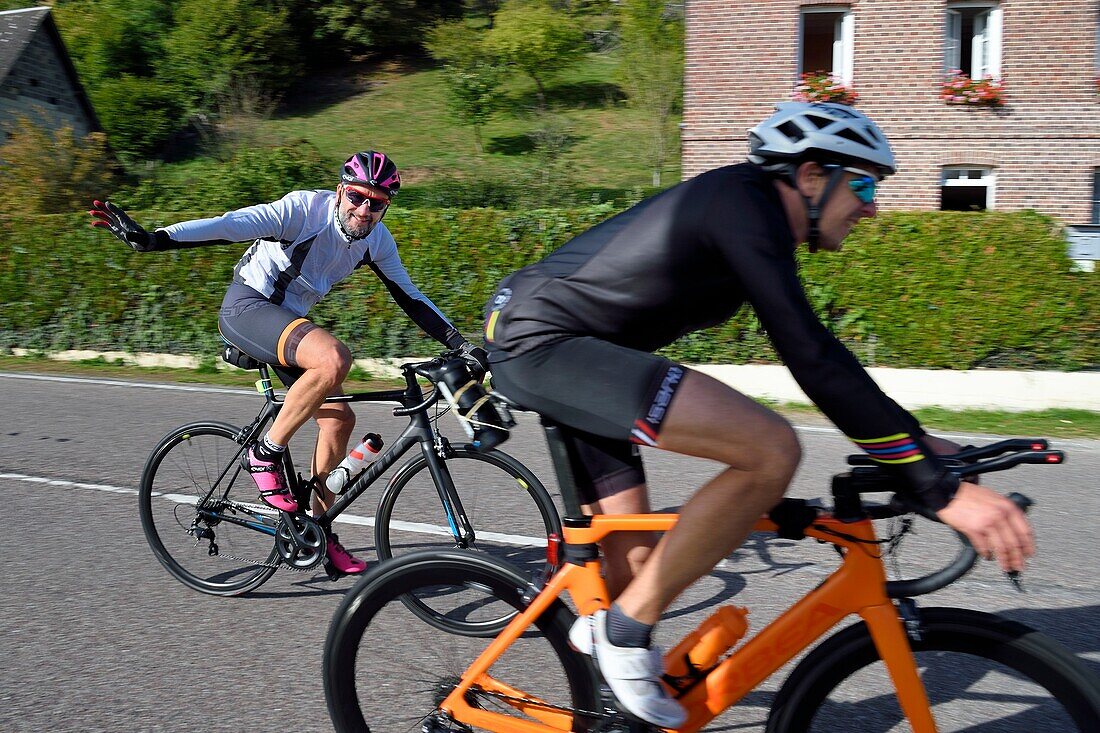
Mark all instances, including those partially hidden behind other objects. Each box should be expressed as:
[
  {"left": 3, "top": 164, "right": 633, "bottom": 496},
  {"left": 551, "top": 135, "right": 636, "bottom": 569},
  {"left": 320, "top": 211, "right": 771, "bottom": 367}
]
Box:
[{"left": 747, "top": 102, "right": 896, "bottom": 178}]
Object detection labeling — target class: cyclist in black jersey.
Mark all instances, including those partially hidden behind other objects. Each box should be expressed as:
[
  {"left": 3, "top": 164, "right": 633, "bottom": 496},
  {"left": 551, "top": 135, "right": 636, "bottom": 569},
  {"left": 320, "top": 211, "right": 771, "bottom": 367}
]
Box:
[
  {"left": 92, "top": 151, "right": 488, "bottom": 575},
  {"left": 482, "top": 102, "right": 1034, "bottom": 727}
]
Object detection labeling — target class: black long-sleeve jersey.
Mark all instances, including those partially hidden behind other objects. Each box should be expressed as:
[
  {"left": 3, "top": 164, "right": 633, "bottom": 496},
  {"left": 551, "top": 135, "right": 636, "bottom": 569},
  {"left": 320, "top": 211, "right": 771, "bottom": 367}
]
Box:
[{"left": 486, "top": 163, "right": 959, "bottom": 510}]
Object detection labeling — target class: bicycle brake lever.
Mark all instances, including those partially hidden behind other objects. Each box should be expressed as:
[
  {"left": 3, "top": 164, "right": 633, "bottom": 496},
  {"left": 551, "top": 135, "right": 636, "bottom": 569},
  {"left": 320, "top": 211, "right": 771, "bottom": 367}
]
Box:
[{"left": 1006, "top": 571, "right": 1025, "bottom": 592}]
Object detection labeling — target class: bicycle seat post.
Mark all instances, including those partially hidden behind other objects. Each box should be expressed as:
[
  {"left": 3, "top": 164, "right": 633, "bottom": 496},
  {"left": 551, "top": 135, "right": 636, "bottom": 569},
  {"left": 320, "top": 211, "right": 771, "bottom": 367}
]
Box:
[{"left": 540, "top": 418, "right": 589, "bottom": 525}]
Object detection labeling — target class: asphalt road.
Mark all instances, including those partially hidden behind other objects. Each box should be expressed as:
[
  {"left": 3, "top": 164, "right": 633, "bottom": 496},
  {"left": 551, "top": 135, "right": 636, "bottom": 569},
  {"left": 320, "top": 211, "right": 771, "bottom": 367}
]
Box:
[{"left": 1, "top": 371, "right": 1097, "bottom": 732}]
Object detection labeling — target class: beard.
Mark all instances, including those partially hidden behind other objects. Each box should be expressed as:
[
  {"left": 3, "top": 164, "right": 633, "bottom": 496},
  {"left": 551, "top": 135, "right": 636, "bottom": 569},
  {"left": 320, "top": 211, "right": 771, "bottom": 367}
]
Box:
[{"left": 339, "top": 207, "right": 376, "bottom": 239}]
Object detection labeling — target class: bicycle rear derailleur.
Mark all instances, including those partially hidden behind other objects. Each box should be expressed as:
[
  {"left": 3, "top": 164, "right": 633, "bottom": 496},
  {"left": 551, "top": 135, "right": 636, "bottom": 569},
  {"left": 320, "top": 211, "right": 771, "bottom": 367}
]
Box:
[{"left": 274, "top": 512, "right": 326, "bottom": 570}]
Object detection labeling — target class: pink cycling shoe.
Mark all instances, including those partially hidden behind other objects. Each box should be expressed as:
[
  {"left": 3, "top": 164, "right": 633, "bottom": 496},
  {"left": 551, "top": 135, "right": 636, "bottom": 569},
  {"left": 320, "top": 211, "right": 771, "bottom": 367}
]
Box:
[
  {"left": 241, "top": 445, "right": 299, "bottom": 513},
  {"left": 326, "top": 533, "right": 367, "bottom": 574}
]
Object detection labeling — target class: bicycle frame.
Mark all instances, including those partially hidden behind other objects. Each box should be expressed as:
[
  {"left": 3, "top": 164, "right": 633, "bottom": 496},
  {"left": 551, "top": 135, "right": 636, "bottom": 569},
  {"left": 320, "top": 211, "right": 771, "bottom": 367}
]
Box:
[
  {"left": 194, "top": 363, "right": 478, "bottom": 549},
  {"left": 438, "top": 512, "right": 937, "bottom": 733}
]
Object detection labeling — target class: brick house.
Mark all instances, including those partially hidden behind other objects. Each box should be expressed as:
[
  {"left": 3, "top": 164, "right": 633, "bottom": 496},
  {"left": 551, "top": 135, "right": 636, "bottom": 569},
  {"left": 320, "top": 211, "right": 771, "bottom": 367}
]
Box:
[
  {"left": 682, "top": 1, "right": 1099, "bottom": 225},
  {"left": 0, "top": 6, "right": 99, "bottom": 139}
]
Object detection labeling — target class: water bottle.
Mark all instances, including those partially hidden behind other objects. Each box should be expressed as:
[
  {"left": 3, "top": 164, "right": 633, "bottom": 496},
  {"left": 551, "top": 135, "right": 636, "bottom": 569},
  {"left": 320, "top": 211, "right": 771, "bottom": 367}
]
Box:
[
  {"left": 432, "top": 358, "right": 511, "bottom": 452},
  {"left": 665, "top": 606, "right": 749, "bottom": 679},
  {"left": 325, "top": 433, "right": 383, "bottom": 494}
]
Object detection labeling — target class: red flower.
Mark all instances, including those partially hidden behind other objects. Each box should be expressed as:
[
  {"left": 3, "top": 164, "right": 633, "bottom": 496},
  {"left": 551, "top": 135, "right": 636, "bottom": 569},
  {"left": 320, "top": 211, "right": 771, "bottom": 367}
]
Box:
[
  {"left": 941, "top": 71, "right": 1004, "bottom": 106},
  {"left": 792, "top": 71, "right": 859, "bottom": 106}
]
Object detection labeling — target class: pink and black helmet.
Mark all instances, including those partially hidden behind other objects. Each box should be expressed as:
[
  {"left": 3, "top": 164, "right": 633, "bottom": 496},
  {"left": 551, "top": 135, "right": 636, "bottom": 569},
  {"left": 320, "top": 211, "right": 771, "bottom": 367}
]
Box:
[{"left": 341, "top": 151, "right": 401, "bottom": 198}]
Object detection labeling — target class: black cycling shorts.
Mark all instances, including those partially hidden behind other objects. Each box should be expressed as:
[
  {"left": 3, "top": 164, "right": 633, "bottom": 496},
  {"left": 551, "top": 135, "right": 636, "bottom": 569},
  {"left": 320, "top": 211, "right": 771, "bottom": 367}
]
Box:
[
  {"left": 488, "top": 336, "right": 686, "bottom": 504},
  {"left": 218, "top": 282, "right": 316, "bottom": 387}
]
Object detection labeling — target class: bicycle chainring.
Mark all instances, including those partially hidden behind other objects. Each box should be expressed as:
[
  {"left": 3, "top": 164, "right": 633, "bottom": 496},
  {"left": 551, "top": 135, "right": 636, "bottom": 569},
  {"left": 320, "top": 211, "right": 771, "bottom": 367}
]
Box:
[{"left": 274, "top": 513, "right": 327, "bottom": 570}]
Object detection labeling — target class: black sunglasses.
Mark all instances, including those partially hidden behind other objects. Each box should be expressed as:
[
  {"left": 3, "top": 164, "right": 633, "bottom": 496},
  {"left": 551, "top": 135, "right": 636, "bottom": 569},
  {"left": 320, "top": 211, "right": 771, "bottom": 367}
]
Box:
[{"left": 344, "top": 188, "right": 390, "bottom": 212}]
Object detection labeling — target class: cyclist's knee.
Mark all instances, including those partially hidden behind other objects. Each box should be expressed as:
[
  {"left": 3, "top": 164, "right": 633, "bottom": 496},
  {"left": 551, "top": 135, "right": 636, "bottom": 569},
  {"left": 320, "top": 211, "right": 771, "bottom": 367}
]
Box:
[
  {"left": 312, "top": 343, "right": 353, "bottom": 387},
  {"left": 756, "top": 418, "right": 801, "bottom": 483}
]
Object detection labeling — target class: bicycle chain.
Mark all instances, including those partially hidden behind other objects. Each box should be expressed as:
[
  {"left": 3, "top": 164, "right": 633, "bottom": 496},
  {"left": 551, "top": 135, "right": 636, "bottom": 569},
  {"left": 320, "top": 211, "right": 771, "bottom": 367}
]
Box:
[{"left": 189, "top": 503, "right": 323, "bottom": 573}]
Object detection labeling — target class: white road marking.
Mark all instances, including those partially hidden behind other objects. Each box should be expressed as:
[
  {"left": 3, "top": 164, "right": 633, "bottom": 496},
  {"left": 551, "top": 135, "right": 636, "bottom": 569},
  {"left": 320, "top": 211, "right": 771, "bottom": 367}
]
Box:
[
  {"left": 5, "top": 371, "right": 1053, "bottom": 445},
  {"left": 0, "top": 471, "right": 546, "bottom": 547}
]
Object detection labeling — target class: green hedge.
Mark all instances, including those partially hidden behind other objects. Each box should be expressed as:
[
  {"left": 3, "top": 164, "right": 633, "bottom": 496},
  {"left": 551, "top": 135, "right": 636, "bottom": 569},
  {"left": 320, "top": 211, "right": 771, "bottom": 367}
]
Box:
[{"left": 1, "top": 208, "right": 1096, "bottom": 369}]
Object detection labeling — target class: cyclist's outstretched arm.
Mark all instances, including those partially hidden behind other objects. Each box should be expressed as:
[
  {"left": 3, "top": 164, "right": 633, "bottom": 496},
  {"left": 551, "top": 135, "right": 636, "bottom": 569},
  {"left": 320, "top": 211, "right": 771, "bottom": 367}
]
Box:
[{"left": 90, "top": 192, "right": 306, "bottom": 251}]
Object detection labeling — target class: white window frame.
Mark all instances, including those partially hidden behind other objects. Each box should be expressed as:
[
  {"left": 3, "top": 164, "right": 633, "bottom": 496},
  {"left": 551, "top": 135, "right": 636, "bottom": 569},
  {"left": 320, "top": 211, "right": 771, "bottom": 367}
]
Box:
[
  {"left": 941, "top": 166, "right": 997, "bottom": 210},
  {"left": 799, "top": 7, "right": 854, "bottom": 85},
  {"left": 945, "top": 2, "right": 1002, "bottom": 79}
]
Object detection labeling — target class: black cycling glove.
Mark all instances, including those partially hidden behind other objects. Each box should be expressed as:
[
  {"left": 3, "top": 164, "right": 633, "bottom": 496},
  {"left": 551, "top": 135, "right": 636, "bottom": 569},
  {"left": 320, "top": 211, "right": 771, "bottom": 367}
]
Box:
[
  {"left": 458, "top": 341, "right": 491, "bottom": 380},
  {"left": 89, "top": 200, "right": 166, "bottom": 252}
]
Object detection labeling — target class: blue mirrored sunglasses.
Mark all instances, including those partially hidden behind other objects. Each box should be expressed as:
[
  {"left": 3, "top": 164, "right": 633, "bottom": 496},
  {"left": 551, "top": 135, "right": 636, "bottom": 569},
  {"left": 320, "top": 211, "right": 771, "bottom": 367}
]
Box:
[{"left": 847, "top": 175, "right": 877, "bottom": 204}]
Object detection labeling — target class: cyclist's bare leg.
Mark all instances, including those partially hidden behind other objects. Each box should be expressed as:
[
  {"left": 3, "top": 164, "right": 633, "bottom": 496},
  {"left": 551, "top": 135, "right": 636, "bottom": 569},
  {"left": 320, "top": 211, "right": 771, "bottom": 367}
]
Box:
[
  {"left": 311, "top": 397, "right": 356, "bottom": 515},
  {"left": 265, "top": 328, "right": 352, "bottom": 448},
  {"left": 613, "top": 369, "right": 800, "bottom": 625},
  {"left": 583, "top": 485, "right": 658, "bottom": 599}
]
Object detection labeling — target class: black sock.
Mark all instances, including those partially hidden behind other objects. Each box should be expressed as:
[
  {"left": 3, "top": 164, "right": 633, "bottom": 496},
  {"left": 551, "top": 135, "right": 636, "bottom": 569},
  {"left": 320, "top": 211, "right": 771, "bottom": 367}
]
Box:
[
  {"left": 605, "top": 603, "right": 653, "bottom": 648},
  {"left": 254, "top": 434, "right": 286, "bottom": 462}
]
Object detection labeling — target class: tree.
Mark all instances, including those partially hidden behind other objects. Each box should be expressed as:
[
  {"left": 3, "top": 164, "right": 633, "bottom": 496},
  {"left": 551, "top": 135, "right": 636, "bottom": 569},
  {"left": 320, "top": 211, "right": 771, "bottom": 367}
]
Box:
[
  {"left": 90, "top": 75, "right": 185, "bottom": 163},
  {"left": 485, "top": 0, "right": 587, "bottom": 110},
  {"left": 299, "top": 0, "right": 464, "bottom": 59},
  {"left": 617, "top": 0, "right": 683, "bottom": 186},
  {"left": 427, "top": 21, "right": 505, "bottom": 153},
  {"left": 160, "top": 0, "right": 303, "bottom": 111}
]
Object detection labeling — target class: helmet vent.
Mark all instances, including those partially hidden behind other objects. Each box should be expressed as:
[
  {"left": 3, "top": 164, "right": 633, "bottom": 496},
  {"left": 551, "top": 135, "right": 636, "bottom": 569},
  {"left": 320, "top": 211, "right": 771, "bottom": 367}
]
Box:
[
  {"left": 861, "top": 125, "right": 882, "bottom": 143},
  {"left": 806, "top": 114, "right": 833, "bottom": 130},
  {"left": 778, "top": 121, "right": 805, "bottom": 142},
  {"left": 836, "top": 128, "right": 872, "bottom": 147}
]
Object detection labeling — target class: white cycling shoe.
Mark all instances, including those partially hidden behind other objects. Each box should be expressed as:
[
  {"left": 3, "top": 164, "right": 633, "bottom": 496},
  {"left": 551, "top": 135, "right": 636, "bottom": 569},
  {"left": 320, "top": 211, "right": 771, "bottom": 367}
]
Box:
[{"left": 568, "top": 610, "right": 687, "bottom": 730}]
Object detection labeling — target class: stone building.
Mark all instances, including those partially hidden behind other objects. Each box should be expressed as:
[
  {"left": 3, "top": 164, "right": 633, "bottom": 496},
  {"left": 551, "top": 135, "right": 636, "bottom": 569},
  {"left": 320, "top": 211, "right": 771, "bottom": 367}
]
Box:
[
  {"left": 682, "top": 1, "right": 1099, "bottom": 225},
  {"left": 0, "top": 6, "right": 99, "bottom": 139}
]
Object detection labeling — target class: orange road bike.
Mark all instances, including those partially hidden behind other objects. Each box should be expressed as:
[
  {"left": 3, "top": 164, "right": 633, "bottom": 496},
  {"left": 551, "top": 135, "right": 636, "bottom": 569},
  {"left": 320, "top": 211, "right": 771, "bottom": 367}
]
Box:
[{"left": 324, "top": 431, "right": 1100, "bottom": 732}]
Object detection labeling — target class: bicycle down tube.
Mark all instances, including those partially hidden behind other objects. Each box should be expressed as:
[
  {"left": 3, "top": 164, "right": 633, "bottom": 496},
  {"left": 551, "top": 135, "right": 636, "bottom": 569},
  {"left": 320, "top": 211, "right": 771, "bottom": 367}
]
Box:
[{"left": 438, "top": 512, "right": 936, "bottom": 733}]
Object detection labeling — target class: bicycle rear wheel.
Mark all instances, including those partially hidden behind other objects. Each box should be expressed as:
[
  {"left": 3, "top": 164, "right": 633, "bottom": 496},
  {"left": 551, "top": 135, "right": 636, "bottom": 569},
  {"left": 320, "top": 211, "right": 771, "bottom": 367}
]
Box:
[
  {"left": 139, "top": 422, "right": 279, "bottom": 596},
  {"left": 324, "top": 549, "right": 598, "bottom": 733},
  {"left": 767, "top": 606, "right": 1100, "bottom": 733}
]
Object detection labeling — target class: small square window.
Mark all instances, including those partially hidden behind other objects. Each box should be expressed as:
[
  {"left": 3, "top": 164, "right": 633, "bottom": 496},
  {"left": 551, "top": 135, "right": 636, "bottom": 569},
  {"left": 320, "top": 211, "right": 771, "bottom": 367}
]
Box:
[{"left": 941, "top": 166, "right": 995, "bottom": 211}]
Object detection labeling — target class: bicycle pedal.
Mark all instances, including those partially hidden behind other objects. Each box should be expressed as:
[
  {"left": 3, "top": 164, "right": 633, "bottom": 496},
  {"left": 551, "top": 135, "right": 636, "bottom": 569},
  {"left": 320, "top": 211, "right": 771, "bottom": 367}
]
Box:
[{"left": 324, "top": 561, "right": 345, "bottom": 582}]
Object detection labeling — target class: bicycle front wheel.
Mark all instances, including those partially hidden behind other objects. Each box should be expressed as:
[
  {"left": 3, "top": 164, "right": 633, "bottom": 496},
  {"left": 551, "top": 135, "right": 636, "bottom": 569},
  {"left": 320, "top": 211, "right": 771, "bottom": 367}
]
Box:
[
  {"left": 324, "top": 549, "right": 598, "bottom": 733},
  {"left": 767, "top": 606, "right": 1100, "bottom": 733},
  {"left": 139, "top": 422, "right": 279, "bottom": 596},
  {"left": 375, "top": 446, "right": 561, "bottom": 580}
]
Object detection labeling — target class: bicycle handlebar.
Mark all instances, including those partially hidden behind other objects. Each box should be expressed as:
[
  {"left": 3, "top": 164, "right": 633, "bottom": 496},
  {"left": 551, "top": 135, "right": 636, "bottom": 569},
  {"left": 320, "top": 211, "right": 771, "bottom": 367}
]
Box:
[
  {"left": 833, "top": 439, "right": 1059, "bottom": 598},
  {"left": 390, "top": 349, "right": 489, "bottom": 417}
]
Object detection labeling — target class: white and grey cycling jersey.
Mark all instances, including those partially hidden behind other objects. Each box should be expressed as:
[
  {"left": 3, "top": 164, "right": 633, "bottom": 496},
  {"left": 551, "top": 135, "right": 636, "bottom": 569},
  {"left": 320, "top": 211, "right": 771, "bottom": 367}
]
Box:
[{"left": 160, "top": 189, "right": 461, "bottom": 345}]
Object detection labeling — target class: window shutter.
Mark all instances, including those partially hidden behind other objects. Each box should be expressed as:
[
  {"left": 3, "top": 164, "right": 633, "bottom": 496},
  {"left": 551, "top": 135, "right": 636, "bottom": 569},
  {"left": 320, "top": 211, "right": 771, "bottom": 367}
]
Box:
[
  {"left": 987, "top": 6, "right": 1003, "bottom": 79},
  {"left": 945, "top": 9, "right": 962, "bottom": 72},
  {"left": 973, "top": 9, "right": 989, "bottom": 78}
]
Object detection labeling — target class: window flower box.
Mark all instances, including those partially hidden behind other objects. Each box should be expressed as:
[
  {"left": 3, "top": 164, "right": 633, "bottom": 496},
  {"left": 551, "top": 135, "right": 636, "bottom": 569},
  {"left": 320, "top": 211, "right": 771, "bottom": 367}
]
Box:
[
  {"left": 941, "top": 70, "right": 1005, "bottom": 106},
  {"left": 792, "top": 71, "right": 859, "bottom": 106}
]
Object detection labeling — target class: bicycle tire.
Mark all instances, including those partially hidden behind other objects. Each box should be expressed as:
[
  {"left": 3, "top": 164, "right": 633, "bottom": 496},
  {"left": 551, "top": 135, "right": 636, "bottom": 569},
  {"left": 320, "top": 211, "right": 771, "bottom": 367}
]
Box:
[
  {"left": 767, "top": 606, "right": 1100, "bottom": 733},
  {"left": 139, "top": 422, "right": 279, "bottom": 596},
  {"left": 324, "top": 549, "right": 599, "bottom": 733},
  {"left": 374, "top": 447, "right": 562, "bottom": 635}
]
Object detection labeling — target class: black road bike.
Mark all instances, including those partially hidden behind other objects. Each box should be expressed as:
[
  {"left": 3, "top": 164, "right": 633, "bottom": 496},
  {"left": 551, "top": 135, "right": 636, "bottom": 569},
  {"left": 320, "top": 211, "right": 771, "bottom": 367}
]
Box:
[{"left": 138, "top": 348, "right": 562, "bottom": 622}]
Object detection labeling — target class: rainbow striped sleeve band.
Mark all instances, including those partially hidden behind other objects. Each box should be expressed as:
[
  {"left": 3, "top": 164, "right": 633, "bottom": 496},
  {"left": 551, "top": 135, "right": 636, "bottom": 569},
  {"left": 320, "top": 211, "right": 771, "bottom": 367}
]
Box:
[{"left": 853, "top": 433, "right": 925, "bottom": 465}]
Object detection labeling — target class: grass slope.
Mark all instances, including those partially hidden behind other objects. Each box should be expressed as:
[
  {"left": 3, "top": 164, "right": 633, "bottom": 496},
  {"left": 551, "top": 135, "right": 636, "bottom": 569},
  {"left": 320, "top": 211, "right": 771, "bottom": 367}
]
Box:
[{"left": 234, "top": 53, "right": 679, "bottom": 190}]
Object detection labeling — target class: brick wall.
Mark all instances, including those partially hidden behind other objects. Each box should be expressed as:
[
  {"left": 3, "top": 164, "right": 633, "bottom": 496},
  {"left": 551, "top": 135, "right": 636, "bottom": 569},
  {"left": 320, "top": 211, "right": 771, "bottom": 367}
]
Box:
[
  {"left": 0, "top": 29, "right": 94, "bottom": 138},
  {"left": 684, "top": 0, "right": 1100, "bottom": 222}
]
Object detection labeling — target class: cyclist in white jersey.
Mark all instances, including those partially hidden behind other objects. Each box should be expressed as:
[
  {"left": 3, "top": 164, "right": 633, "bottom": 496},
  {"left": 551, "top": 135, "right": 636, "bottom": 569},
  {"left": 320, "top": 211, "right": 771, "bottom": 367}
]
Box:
[{"left": 91, "top": 151, "right": 487, "bottom": 574}]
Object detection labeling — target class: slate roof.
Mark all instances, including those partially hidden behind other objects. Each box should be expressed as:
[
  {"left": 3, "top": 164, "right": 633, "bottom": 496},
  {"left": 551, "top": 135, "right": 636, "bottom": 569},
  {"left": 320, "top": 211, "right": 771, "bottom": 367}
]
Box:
[
  {"left": 0, "top": 6, "right": 50, "bottom": 82},
  {"left": 0, "top": 6, "right": 99, "bottom": 130}
]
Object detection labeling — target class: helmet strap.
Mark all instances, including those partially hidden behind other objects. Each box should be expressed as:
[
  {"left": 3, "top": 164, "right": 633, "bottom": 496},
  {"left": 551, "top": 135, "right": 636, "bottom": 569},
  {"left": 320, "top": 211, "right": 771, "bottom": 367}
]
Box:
[{"left": 803, "top": 166, "right": 847, "bottom": 253}]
